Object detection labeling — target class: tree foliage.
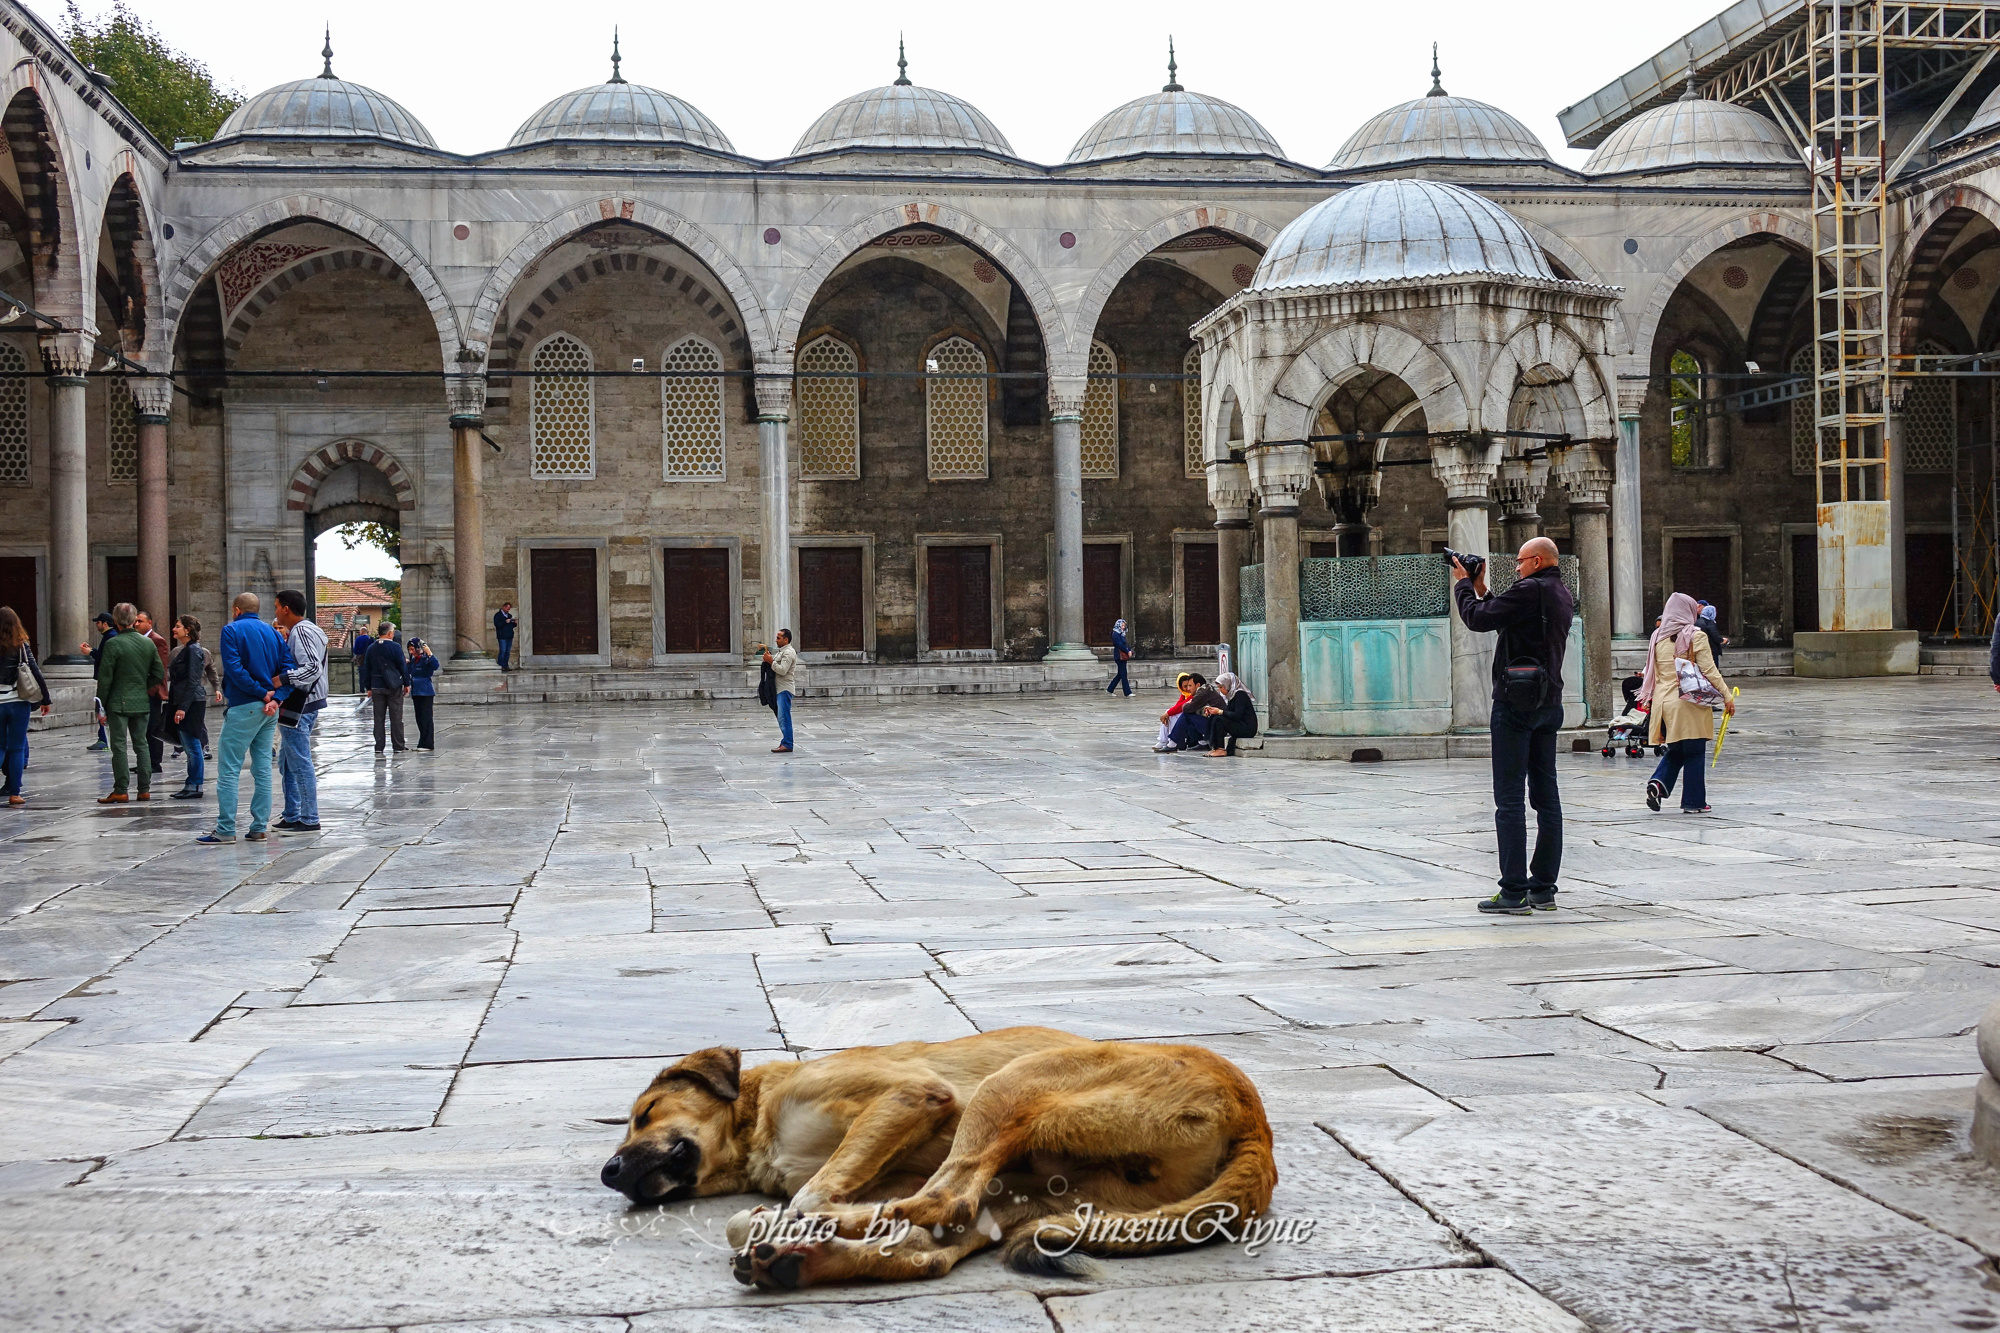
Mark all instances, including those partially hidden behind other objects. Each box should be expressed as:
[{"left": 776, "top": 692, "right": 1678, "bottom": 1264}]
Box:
[
  {"left": 336, "top": 522, "right": 402, "bottom": 562},
  {"left": 62, "top": 2, "right": 241, "bottom": 146}
]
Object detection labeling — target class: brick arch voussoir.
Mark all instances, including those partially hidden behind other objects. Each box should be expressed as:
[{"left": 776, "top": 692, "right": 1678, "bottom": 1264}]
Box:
[
  {"left": 1071, "top": 204, "right": 1281, "bottom": 365},
  {"left": 285, "top": 439, "right": 418, "bottom": 514},
  {"left": 1631, "top": 212, "right": 1813, "bottom": 372},
  {"left": 223, "top": 249, "right": 417, "bottom": 355},
  {"left": 0, "top": 72, "right": 88, "bottom": 327},
  {"left": 100, "top": 161, "right": 163, "bottom": 361}
]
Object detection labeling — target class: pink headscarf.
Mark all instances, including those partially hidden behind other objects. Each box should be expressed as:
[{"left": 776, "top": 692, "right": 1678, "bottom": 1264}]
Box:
[{"left": 1639, "top": 591, "right": 1704, "bottom": 700}]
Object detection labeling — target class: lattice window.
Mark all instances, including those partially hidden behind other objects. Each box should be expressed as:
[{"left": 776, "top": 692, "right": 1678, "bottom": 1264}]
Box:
[
  {"left": 1790, "top": 345, "right": 1817, "bottom": 475},
  {"left": 1669, "top": 350, "right": 1705, "bottom": 467},
  {"left": 106, "top": 380, "right": 137, "bottom": 484},
  {"left": 926, "top": 336, "right": 988, "bottom": 480},
  {"left": 531, "top": 334, "right": 594, "bottom": 478},
  {"left": 1183, "top": 346, "right": 1204, "bottom": 479},
  {"left": 797, "top": 334, "right": 859, "bottom": 480},
  {"left": 662, "top": 337, "right": 725, "bottom": 479},
  {"left": 0, "top": 343, "right": 26, "bottom": 485},
  {"left": 1080, "top": 340, "right": 1118, "bottom": 479},
  {"left": 1903, "top": 339, "right": 1955, "bottom": 473}
]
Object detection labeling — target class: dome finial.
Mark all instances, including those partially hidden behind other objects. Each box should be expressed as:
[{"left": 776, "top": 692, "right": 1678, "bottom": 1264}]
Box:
[
  {"left": 1163, "top": 36, "right": 1183, "bottom": 93},
  {"left": 320, "top": 25, "right": 334, "bottom": 79},
  {"left": 1682, "top": 38, "right": 1698, "bottom": 101},
  {"left": 609, "top": 27, "right": 625, "bottom": 84},
  {"left": 895, "top": 34, "right": 911, "bottom": 86},
  {"left": 1428, "top": 42, "right": 1446, "bottom": 97}
]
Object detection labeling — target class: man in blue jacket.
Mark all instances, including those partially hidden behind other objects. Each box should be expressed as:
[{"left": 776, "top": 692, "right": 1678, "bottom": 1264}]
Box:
[
  {"left": 364, "top": 621, "right": 410, "bottom": 754},
  {"left": 199, "top": 592, "right": 293, "bottom": 844},
  {"left": 493, "top": 602, "right": 516, "bottom": 672}
]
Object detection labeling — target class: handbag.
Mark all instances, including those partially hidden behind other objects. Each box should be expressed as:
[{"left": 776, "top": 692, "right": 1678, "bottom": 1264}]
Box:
[
  {"left": 1500, "top": 577, "right": 1555, "bottom": 712},
  {"left": 1674, "top": 655, "right": 1727, "bottom": 707},
  {"left": 12, "top": 646, "right": 41, "bottom": 704}
]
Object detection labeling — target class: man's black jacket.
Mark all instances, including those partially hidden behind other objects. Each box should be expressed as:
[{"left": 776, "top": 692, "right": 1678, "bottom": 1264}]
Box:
[
  {"left": 1452, "top": 566, "right": 1575, "bottom": 706},
  {"left": 363, "top": 636, "right": 409, "bottom": 691}
]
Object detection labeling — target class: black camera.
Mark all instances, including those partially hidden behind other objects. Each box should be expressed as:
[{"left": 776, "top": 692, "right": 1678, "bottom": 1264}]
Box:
[{"left": 1442, "top": 547, "right": 1486, "bottom": 582}]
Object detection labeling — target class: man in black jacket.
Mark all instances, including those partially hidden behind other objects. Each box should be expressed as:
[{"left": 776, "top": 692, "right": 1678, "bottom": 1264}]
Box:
[
  {"left": 1452, "top": 536, "right": 1575, "bottom": 916},
  {"left": 363, "top": 622, "right": 410, "bottom": 754}
]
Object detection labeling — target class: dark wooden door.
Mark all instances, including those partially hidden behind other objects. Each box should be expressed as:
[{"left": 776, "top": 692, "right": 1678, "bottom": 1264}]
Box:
[
  {"left": 800, "top": 547, "right": 864, "bottom": 652},
  {"left": 1906, "top": 533, "right": 1956, "bottom": 637},
  {"left": 1084, "top": 544, "right": 1121, "bottom": 647},
  {"left": 1308, "top": 541, "right": 1340, "bottom": 559},
  {"left": 1183, "top": 543, "right": 1219, "bottom": 644},
  {"left": 530, "top": 548, "right": 599, "bottom": 656},
  {"left": 0, "top": 556, "right": 36, "bottom": 650},
  {"left": 104, "top": 555, "right": 178, "bottom": 626},
  {"left": 927, "top": 546, "right": 991, "bottom": 650},
  {"left": 1671, "top": 536, "right": 1732, "bottom": 632},
  {"left": 1792, "top": 533, "right": 1819, "bottom": 635},
  {"left": 663, "top": 548, "right": 730, "bottom": 653}
]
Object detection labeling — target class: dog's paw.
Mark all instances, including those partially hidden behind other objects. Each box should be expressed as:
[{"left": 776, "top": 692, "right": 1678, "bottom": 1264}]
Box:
[
  {"left": 733, "top": 1240, "right": 816, "bottom": 1291},
  {"left": 725, "top": 1206, "right": 778, "bottom": 1251}
]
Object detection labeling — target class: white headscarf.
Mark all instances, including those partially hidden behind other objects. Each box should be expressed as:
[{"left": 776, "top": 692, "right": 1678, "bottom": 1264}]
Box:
[
  {"left": 1113, "top": 618, "right": 1127, "bottom": 634},
  {"left": 1216, "top": 671, "right": 1247, "bottom": 699}
]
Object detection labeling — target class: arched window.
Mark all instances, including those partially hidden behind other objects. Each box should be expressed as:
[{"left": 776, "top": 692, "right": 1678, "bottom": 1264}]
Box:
[
  {"left": 1668, "top": 349, "right": 1704, "bottom": 468},
  {"left": 1903, "top": 338, "right": 1955, "bottom": 473},
  {"left": 926, "top": 336, "right": 988, "bottom": 480},
  {"left": 662, "top": 336, "right": 725, "bottom": 479},
  {"left": 1183, "top": 346, "right": 1204, "bottom": 479},
  {"left": 106, "top": 379, "right": 137, "bottom": 485},
  {"left": 1790, "top": 345, "right": 1817, "bottom": 476},
  {"left": 531, "top": 334, "right": 595, "bottom": 479},
  {"left": 1080, "top": 339, "right": 1119, "bottom": 479},
  {"left": 797, "top": 334, "right": 860, "bottom": 480},
  {"left": 0, "top": 343, "right": 28, "bottom": 485}
]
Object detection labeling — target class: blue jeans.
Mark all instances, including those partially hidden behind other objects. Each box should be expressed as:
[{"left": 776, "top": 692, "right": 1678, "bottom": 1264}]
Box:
[
  {"left": 775, "top": 690, "right": 794, "bottom": 748},
  {"left": 1490, "top": 701, "right": 1564, "bottom": 895},
  {"left": 183, "top": 735, "right": 205, "bottom": 790},
  {"left": 1106, "top": 657, "right": 1131, "bottom": 695},
  {"left": 497, "top": 638, "right": 513, "bottom": 670},
  {"left": 214, "top": 703, "right": 276, "bottom": 836},
  {"left": 280, "top": 709, "right": 319, "bottom": 824},
  {"left": 0, "top": 699, "right": 29, "bottom": 796},
  {"left": 1651, "top": 739, "right": 1708, "bottom": 809}
]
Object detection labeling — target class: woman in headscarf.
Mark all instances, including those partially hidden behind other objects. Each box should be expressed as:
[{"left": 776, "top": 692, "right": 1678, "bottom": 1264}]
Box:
[
  {"left": 1105, "top": 618, "right": 1132, "bottom": 698},
  {"left": 1643, "top": 591, "right": 1734, "bottom": 813},
  {"left": 1153, "top": 672, "right": 1198, "bottom": 752},
  {"left": 1202, "top": 672, "right": 1259, "bottom": 757}
]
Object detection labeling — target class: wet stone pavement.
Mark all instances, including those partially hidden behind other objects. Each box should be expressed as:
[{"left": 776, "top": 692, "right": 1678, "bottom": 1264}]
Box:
[{"left": 4, "top": 676, "right": 2000, "bottom": 1332}]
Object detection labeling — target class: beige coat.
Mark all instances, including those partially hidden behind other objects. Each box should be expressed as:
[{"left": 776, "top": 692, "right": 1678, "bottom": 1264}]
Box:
[
  {"left": 1648, "top": 634, "right": 1729, "bottom": 745},
  {"left": 770, "top": 643, "right": 801, "bottom": 694}
]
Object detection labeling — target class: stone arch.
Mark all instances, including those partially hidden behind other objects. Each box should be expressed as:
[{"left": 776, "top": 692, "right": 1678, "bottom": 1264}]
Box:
[
  {"left": 97, "top": 159, "right": 163, "bottom": 361},
  {"left": 285, "top": 438, "right": 418, "bottom": 515},
  {"left": 1630, "top": 212, "right": 1815, "bottom": 373},
  {"left": 221, "top": 248, "right": 419, "bottom": 356},
  {"left": 1480, "top": 322, "right": 1614, "bottom": 442},
  {"left": 0, "top": 76, "right": 88, "bottom": 327},
  {"left": 160, "top": 195, "right": 461, "bottom": 373},
  {"left": 468, "top": 198, "right": 770, "bottom": 365},
  {"left": 1264, "top": 323, "right": 1471, "bottom": 443},
  {"left": 1891, "top": 185, "right": 2000, "bottom": 354},
  {"left": 775, "top": 200, "right": 1068, "bottom": 373},
  {"left": 1070, "top": 204, "right": 1281, "bottom": 365}
]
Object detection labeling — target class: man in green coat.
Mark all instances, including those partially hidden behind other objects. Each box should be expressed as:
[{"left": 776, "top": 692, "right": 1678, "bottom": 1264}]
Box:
[{"left": 96, "top": 602, "right": 164, "bottom": 802}]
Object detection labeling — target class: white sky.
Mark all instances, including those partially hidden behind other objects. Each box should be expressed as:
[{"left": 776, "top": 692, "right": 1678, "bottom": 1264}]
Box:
[
  {"left": 315, "top": 527, "right": 399, "bottom": 581},
  {"left": 39, "top": 0, "right": 1727, "bottom": 168}
]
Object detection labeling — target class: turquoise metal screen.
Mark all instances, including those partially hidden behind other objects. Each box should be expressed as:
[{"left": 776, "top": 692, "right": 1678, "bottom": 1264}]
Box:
[
  {"left": 1299, "top": 554, "right": 1449, "bottom": 620},
  {"left": 1238, "top": 564, "right": 1264, "bottom": 624}
]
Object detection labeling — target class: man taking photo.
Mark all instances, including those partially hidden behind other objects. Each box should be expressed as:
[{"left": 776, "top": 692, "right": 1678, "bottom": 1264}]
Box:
[{"left": 1451, "top": 536, "right": 1574, "bottom": 916}]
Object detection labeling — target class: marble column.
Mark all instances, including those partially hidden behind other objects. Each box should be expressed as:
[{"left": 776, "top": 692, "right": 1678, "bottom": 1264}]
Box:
[
  {"left": 1206, "top": 458, "right": 1252, "bottom": 658},
  {"left": 1611, "top": 404, "right": 1644, "bottom": 639},
  {"left": 448, "top": 369, "right": 496, "bottom": 667},
  {"left": 1433, "top": 441, "right": 1500, "bottom": 732},
  {"left": 755, "top": 374, "right": 794, "bottom": 649},
  {"left": 1556, "top": 445, "right": 1616, "bottom": 723},
  {"left": 41, "top": 335, "right": 90, "bottom": 664},
  {"left": 1247, "top": 440, "right": 1312, "bottom": 734},
  {"left": 1887, "top": 402, "right": 1908, "bottom": 630},
  {"left": 1045, "top": 376, "right": 1092, "bottom": 660},
  {"left": 132, "top": 377, "right": 174, "bottom": 627}
]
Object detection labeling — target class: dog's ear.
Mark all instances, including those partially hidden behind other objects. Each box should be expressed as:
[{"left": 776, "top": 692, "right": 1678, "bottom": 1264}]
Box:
[{"left": 660, "top": 1046, "right": 741, "bottom": 1102}]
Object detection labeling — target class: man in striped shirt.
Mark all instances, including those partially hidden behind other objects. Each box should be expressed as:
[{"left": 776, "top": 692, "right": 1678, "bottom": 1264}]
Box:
[{"left": 272, "top": 589, "right": 328, "bottom": 833}]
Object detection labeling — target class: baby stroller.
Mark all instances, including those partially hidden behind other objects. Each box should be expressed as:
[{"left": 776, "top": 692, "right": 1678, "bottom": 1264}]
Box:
[{"left": 1600, "top": 673, "right": 1662, "bottom": 758}]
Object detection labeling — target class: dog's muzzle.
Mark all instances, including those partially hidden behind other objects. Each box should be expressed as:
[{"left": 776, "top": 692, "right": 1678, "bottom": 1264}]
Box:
[{"left": 601, "top": 1137, "right": 699, "bottom": 1203}]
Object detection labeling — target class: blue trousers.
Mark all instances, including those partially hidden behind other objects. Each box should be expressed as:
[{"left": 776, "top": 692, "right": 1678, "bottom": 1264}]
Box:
[
  {"left": 497, "top": 637, "right": 513, "bottom": 670},
  {"left": 1106, "top": 658, "right": 1131, "bottom": 695},
  {"left": 182, "top": 735, "right": 204, "bottom": 790},
  {"left": 1651, "top": 738, "right": 1708, "bottom": 809},
  {"left": 775, "top": 690, "right": 794, "bottom": 748},
  {"left": 280, "top": 710, "right": 318, "bottom": 824},
  {"left": 214, "top": 703, "right": 276, "bottom": 836},
  {"left": 0, "top": 699, "right": 28, "bottom": 796}
]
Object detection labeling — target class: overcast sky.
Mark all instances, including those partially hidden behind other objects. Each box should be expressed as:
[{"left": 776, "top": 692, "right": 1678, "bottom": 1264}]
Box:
[{"left": 40, "top": 0, "right": 1725, "bottom": 168}]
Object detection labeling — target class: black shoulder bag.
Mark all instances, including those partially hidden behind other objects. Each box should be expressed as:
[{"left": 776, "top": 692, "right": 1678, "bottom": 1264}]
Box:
[{"left": 1500, "top": 575, "right": 1555, "bottom": 712}]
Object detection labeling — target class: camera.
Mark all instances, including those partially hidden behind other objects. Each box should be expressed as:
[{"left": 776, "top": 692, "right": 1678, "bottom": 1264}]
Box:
[{"left": 1442, "top": 547, "right": 1486, "bottom": 582}]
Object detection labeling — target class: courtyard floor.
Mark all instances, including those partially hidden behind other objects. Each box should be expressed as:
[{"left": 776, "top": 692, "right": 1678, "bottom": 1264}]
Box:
[{"left": 4, "top": 677, "right": 2000, "bottom": 1332}]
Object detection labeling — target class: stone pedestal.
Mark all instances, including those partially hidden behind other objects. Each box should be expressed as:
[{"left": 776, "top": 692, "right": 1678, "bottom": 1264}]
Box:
[
  {"left": 41, "top": 336, "right": 90, "bottom": 664},
  {"left": 1974, "top": 998, "right": 2000, "bottom": 1167},
  {"left": 1816, "top": 500, "right": 1893, "bottom": 633},
  {"left": 1045, "top": 378, "right": 1092, "bottom": 662},
  {"left": 755, "top": 375, "right": 795, "bottom": 650},
  {"left": 1792, "top": 629, "right": 1919, "bottom": 677}
]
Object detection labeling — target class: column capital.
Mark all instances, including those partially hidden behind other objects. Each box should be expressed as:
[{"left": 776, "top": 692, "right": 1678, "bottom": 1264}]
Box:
[
  {"left": 754, "top": 374, "right": 793, "bottom": 420},
  {"left": 1551, "top": 441, "right": 1614, "bottom": 508},
  {"left": 1205, "top": 458, "right": 1253, "bottom": 522},
  {"left": 1615, "top": 380, "right": 1648, "bottom": 418},
  {"left": 1047, "top": 375, "right": 1087, "bottom": 417},
  {"left": 1245, "top": 440, "right": 1312, "bottom": 509},
  {"left": 129, "top": 375, "right": 174, "bottom": 420},
  {"left": 1491, "top": 452, "right": 1552, "bottom": 519},
  {"left": 37, "top": 333, "right": 90, "bottom": 380},
  {"left": 1429, "top": 438, "right": 1500, "bottom": 503},
  {"left": 447, "top": 368, "right": 487, "bottom": 424}
]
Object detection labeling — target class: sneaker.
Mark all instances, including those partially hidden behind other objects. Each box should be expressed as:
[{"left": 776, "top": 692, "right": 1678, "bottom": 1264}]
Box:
[
  {"left": 1682, "top": 805, "right": 1712, "bottom": 815},
  {"left": 274, "top": 819, "right": 301, "bottom": 831},
  {"left": 170, "top": 788, "right": 202, "bottom": 800},
  {"left": 286, "top": 822, "right": 321, "bottom": 833},
  {"left": 244, "top": 830, "right": 267, "bottom": 842},
  {"left": 1645, "top": 779, "right": 1664, "bottom": 812},
  {"left": 771, "top": 746, "right": 792, "bottom": 753},
  {"left": 196, "top": 832, "right": 235, "bottom": 844},
  {"left": 1477, "top": 892, "right": 1533, "bottom": 916},
  {"left": 84, "top": 741, "right": 107, "bottom": 752},
  {"left": 1527, "top": 887, "right": 1559, "bottom": 912},
  {"left": 1152, "top": 745, "right": 1175, "bottom": 753}
]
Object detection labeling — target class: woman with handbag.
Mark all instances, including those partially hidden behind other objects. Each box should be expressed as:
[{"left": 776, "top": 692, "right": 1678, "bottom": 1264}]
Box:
[
  {"left": 1642, "top": 591, "right": 1735, "bottom": 814},
  {"left": 166, "top": 615, "right": 215, "bottom": 800},
  {"left": 0, "top": 606, "right": 51, "bottom": 807}
]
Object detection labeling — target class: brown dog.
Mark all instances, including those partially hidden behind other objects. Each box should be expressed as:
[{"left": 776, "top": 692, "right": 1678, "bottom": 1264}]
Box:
[{"left": 600, "top": 1025, "right": 1277, "bottom": 1289}]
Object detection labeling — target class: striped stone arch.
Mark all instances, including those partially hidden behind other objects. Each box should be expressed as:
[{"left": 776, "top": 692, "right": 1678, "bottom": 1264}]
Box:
[
  {"left": 0, "top": 70, "right": 88, "bottom": 327},
  {"left": 1071, "top": 204, "right": 1281, "bottom": 368},
  {"left": 1890, "top": 184, "right": 2000, "bottom": 354},
  {"left": 1629, "top": 211, "right": 1813, "bottom": 373},
  {"left": 99, "top": 157, "right": 165, "bottom": 360},
  {"left": 285, "top": 439, "right": 417, "bottom": 513},
  {"left": 222, "top": 248, "right": 419, "bottom": 354}
]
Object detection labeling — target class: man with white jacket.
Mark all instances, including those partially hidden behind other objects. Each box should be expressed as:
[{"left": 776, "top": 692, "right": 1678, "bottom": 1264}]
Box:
[
  {"left": 272, "top": 589, "right": 328, "bottom": 833},
  {"left": 762, "top": 629, "right": 800, "bottom": 753}
]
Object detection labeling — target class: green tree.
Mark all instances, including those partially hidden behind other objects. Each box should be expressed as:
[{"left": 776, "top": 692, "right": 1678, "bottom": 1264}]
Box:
[
  {"left": 337, "top": 522, "right": 401, "bottom": 563},
  {"left": 62, "top": 2, "right": 241, "bottom": 146}
]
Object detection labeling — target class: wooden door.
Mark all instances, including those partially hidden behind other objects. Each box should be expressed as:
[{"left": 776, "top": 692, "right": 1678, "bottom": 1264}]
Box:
[
  {"left": 0, "top": 556, "right": 36, "bottom": 650},
  {"left": 662, "top": 548, "right": 730, "bottom": 653},
  {"left": 1308, "top": 541, "right": 1340, "bottom": 559},
  {"left": 1792, "top": 533, "right": 1819, "bottom": 635},
  {"left": 927, "top": 546, "right": 991, "bottom": 651},
  {"left": 800, "top": 547, "right": 864, "bottom": 652},
  {"left": 1084, "top": 544, "right": 1121, "bottom": 647},
  {"left": 104, "top": 555, "right": 178, "bottom": 626},
  {"left": 529, "top": 548, "right": 599, "bottom": 656},
  {"left": 1906, "top": 533, "right": 1955, "bottom": 637},
  {"left": 1671, "top": 536, "right": 1732, "bottom": 632},
  {"left": 1182, "top": 543, "right": 1219, "bottom": 644}
]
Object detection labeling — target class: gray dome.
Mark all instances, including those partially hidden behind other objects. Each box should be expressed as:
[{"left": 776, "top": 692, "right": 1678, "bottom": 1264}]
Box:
[
  {"left": 1953, "top": 81, "right": 2000, "bottom": 141},
  {"left": 794, "top": 83, "right": 1013, "bottom": 156},
  {"left": 1252, "top": 178, "right": 1551, "bottom": 290},
  {"left": 215, "top": 75, "right": 435, "bottom": 148},
  {"left": 1329, "top": 93, "right": 1549, "bottom": 170},
  {"left": 1584, "top": 95, "right": 1795, "bottom": 175},
  {"left": 1068, "top": 89, "right": 1283, "bottom": 162},
  {"left": 510, "top": 82, "right": 732, "bottom": 150}
]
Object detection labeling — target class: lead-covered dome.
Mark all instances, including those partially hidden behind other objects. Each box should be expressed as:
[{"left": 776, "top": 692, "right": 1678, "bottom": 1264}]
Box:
[
  {"left": 1252, "top": 178, "right": 1551, "bottom": 290},
  {"left": 1583, "top": 89, "right": 1795, "bottom": 175},
  {"left": 213, "top": 37, "right": 434, "bottom": 148},
  {"left": 510, "top": 44, "right": 731, "bottom": 151},
  {"left": 1328, "top": 56, "right": 1548, "bottom": 170},
  {"left": 793, "top": 46, "right": 1012, "bottom": 156},
  {"left": 1068, "top": 52, "right": 1283, "bottom": 162}
]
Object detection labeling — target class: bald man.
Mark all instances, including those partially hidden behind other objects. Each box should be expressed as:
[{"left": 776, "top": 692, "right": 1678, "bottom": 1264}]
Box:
[
  {"left": 1452, "top": 536, "right": 1575, "bottom": 915},
  {"left": 199, "top": 590, "right": 294, "bottom": 845}
]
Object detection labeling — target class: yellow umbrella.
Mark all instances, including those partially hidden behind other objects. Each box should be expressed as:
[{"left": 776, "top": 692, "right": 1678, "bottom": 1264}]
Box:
[{"left": 1712, "top": 687, "right": 1740, "bottom": 766}]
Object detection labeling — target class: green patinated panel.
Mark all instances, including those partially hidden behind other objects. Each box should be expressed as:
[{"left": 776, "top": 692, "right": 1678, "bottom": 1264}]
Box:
[
  {"left": 1235, "top": 624, "right": 1266, "bottom": 702},
  {"left": 1299, "top": 617, "right": 1453, "bottom": 736}
]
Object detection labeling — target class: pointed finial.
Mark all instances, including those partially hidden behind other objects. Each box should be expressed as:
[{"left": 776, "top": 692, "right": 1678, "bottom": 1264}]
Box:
[
  {"left": 1163, "top": 36, "right": 1182, "bottom": 93},
  {"left": 1428, "top": 42, "right": 1446, "bottom": 97},
  {"left": 320, "top": 25, "right": 335, "bottom": 79},
  {"left": 1682, "top": 38, "right": 1698, "bottom": 100},
  {"left": 609, "top": 27, "right": 625, "bottom": 84},
  {"left": 894, "top": 34, "right": 911, "bottom": 86}
]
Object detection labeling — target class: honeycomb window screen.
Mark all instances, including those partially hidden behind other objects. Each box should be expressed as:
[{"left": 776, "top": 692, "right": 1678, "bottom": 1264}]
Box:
[
  {"left": 1790, "top": 345, "right": 1816, "bottom": 476},
  {"left": 1080, "top": 340, "right": 1118, "bottom": 479},
  {"left": 0, "top": 342, "right": 28, "bottom": 485},
  {"left": 797, "top": 335, "right": 859, "bottom": 480},
  {"left": 926, "top": 336, "right": 988, "bottom": 480},
  {"left": 106, "top": 380, "right": 137, "bottom": 484},
  {"left": 1903, "top": 339, "right": 1955, "bottom": 473},
  {"left": 531, "top": 333, "right": 595, "bottom": 479},
  {"left": 662, "top": 337, "right": 726, "bottom": 480},
  {"left": 1183, "top": 347, "right": 1204, "bottom": 479}
]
